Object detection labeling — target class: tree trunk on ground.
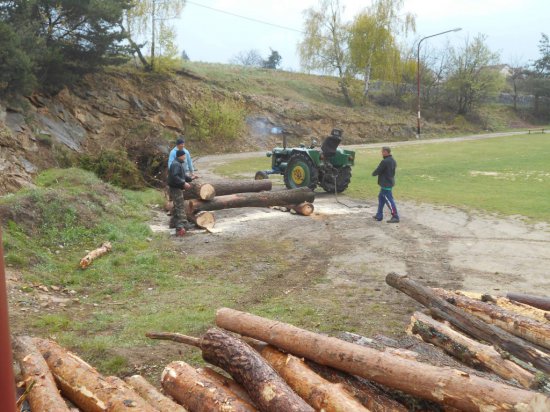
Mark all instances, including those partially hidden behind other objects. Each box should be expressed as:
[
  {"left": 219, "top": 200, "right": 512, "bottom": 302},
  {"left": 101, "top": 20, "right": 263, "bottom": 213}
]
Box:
[
  {"left": 180, "top": 180, "right": 273, "bottom": 201},
  {"left": 246, "top": 339, "right": 369, "bottom": 412},
  {"left": 148, "top": 329, "right": 314, "bottom": 412},
  {"left": 162, "top": 361, "right": 257, "bottom": 412},
  {"left": 185, "top": 188, "right": 314, "bottom": 217},
  {"left": 184, "top": 182, "right": 216, "bottom": 200},
  {"left": 289, "top": 202, "right": 315, "bottom": 216},
  {"left": 13, "top": 336, "right": 70, "bottom": 412},
  {"left": 79, "top": 242, "right": 112, "bottom": 269},
  {"left": 125, "top": 375, "right": 186, "bottom": 412},
  {"left": 386, "top": 273, "right": 550, "bottom": 375},
  {"left": 216, "top": 307, "right": 550, "bottom": 412},
  {"left": 304, "top": 361, "right": 407, "bottom": 412},
  {"left": 188, "top": 211, "right": 216, "bottom": 231},
  {"left": 507, "top": 292, "right": 550, "bottom": 311},
  {"left": 460, "top": 291, "right": 548, "bottom": 323},
  {"left": 33, "top": 338, "right": 156, "bottom": 412},
  {"left": 410, "top": 312, "right": 538, "bottom": 389},
  {"left": 197, "top": 367, "right": 255, "bottom": 406},
  {"left": 433, "top": 288, "right": 550, "bottom": 350}
]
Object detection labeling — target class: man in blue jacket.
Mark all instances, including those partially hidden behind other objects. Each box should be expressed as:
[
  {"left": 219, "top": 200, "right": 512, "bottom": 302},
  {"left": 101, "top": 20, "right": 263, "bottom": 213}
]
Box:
[
  {"left": 168, "top": 136, "right": 196, "bottom": 177},
  {"left": 372, "top": 147, "right": 400, "bottom": 223},
  {"left": 168, "top": 150, "right": 193, "bottom": 236}
]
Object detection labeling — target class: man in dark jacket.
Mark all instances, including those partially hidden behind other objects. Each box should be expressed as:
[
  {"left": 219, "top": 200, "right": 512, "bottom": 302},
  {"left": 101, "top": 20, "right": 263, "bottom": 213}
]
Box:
[
  {"left": 372, "top": 146, "right": 400, "bottom": 223},
  {"left": 168, "top": 150, "right": 193, "bottom": 236}
]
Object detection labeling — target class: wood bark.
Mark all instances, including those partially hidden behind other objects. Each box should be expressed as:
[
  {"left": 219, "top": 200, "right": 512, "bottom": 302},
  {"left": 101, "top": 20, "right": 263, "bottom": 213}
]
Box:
[
  {"left": 162, "top": 361, "right": 257, "bottom": 412},
  {"left": 433, "top": 288, "right": 550, "bottom": 350},
  {"left": 247, "top": 340, "right": 370, "bottom": 412},
  {"left": 185, "top": 188, "right": 315, "bottom": 217},
  {"left": 13, "top": 336, "right": 70, "bottom": 412},
  {"left": 216, "top": 307, "right": 550, "bottom": 412},
  {"left": 184, "top": 179, "right": 272, "bottom": 200},
  {"left": 197, "top": 367, "right": 255, "bottom": 405},
  {"left": 184, "top": 181, "right": 216, "bottom": 200},
  {"left": 148, "top": 329, "right": 314, "bottom": 412},
  {"left": 80, "top": 242, "right": 112, "bottom": 269},
  {"left": 507, "top": 292, "right": 550, "bottom": 311},
  {"left": 460, "top": 291, "right": 548, "bottom": 323},
  {"left": 33, "top": 338, "right": 156, "bottom": 412},
  {"left": 289, "top": 202, "right": 314, "bottom": 216},
  {"left": 386, "top": 273, "right": 550, "bottom": 374},
  {"left": 410, "top": 311, "right": 538, "bottom": 389},
  {"left": 125, "top": 375, "right": 187, "bottom": 412}
]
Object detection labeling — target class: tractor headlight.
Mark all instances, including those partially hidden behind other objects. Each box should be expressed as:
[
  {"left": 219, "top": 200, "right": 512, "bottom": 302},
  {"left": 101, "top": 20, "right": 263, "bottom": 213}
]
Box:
[{"left": 266, "top": 152, "right": 272, "bottom": 157}]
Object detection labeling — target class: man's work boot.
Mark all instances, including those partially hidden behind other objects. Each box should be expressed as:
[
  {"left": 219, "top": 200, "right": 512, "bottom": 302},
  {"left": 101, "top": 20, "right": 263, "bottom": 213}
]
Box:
[
  {"left": 175, "top": 228, "right": 186, "bottom": 237},
  {"left": 387, "top": 216, "right": 400, "bottom": 223},
  {"left": 372, "top": 215, "right": 382, "bottom": 221}
]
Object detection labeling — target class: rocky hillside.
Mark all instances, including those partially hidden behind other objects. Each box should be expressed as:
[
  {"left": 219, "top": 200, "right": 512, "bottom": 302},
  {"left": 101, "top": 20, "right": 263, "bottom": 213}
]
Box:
[{"left": 0, "top": 63, "right": 525, "bottom": 194}]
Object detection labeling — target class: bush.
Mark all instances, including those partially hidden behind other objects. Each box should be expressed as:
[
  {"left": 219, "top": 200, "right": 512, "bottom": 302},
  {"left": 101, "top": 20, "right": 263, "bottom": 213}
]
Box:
[
  {"left": 0, "top": 22, "right": 36, "bottom": 96},
  {"left": 188, "top": 92, "right": 246, "bottom": 142},
  {"left": 79, "top": 149, "right": 145, "bottom": 189}
]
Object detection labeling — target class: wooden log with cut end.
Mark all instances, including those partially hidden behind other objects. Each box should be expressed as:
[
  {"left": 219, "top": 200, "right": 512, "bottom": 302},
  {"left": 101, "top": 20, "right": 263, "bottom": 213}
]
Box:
[
  {"left": 161, "top": 361, "right": 257, "bottom": 412},
  {"left": 203, "top": 179, "right": 273, "bottom": 197},
  {"left": 216, "top": 307, "right": 550, "bottom": 412},
  {"left": 33, "top": 338, "right": 156, "bottom": 412},
  {"left": 148, "top": 329, "right": 314, "bottom": 412},
  {"left": 386, "top": 273, "right": 550, "bottom": 374},
  {"left": 125, "top": 375, "right": 186, "bottom": 412},
  {"left": 185, "top": 181, "right": 216, "bottom": 200},
  {"left": 289, "top": 202, "right": 314, "bottom": 216},
  {"left": 507, "top": 292, "right": 550, "bottom": 311},
  {"left": 197, "top": 367, "right": 255, "bottom": 406},
  {"left": 79, "top": 242, "right": 112, "bottom": 269},
  {"left": 410, "top": 311, "right": 538, "bottom": 389},
  {"left": 460, "top": 291, "right": 548, "bottom": 323},
  {"left": 190, "top": 210, "right": 216, "bottom": 231},
  {"left": 433, "top": 288, "right": 550, "bottom": 350},
  {"left": 246, "top": 339, "right": 369, "bottom": 412},
  {"left": 185, "top": 188, "right": 315, "bottom": 217},
  {"left": 12, "top": 336, "right": 70, "bottom": 412}
]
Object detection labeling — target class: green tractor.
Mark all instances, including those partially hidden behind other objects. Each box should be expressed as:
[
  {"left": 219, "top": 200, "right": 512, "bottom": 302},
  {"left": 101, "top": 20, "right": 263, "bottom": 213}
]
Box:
[{"left": 255, "top": 128, "right": 355, "bottom": 193}]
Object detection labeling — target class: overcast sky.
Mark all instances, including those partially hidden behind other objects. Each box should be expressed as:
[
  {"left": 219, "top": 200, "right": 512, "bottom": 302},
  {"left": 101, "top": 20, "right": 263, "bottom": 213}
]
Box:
[{"left": 175, "top": 0, "right": 547, "bottom": 70}]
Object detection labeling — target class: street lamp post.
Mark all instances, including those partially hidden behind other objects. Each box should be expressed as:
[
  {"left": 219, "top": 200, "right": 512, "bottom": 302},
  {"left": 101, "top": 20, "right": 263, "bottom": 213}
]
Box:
[{"left": 416, "top": 27, "right": 462, "bottom": 138}]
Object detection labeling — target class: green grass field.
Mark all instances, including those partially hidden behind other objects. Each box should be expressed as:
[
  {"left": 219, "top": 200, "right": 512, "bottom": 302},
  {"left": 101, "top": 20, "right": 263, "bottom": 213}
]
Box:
[{"left": 217, "top": 133, "right": 550, "bottom": 222}]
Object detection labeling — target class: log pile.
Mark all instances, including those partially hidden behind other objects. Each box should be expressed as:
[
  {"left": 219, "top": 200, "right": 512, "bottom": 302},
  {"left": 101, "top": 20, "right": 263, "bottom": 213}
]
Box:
[
  {"left": 12, "top": 277, "right": 550, "bottom": 411},
  {"left": 167, "top": 178, "right": 316, "bottom": 231}
]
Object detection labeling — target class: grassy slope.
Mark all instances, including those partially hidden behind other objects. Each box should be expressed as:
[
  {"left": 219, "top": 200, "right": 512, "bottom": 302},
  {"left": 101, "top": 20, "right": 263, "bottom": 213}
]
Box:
[{"left": 217, "top": 133, "right": 550, "bottom": 222}]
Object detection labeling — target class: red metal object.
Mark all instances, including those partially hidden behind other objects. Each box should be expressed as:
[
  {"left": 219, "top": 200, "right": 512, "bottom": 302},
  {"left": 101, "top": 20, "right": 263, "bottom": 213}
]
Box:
[{"left": 0, "top": 228, "right": 17, "bottom": 412}]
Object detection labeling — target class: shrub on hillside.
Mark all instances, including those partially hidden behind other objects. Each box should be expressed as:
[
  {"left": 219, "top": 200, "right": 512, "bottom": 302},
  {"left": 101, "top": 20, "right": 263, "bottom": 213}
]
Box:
[
  {"left": 79, "top": 149, "right": 145, "bottom": 190},
  {"left": 188, "top": 93, "right": 246, "bottom": 142}
]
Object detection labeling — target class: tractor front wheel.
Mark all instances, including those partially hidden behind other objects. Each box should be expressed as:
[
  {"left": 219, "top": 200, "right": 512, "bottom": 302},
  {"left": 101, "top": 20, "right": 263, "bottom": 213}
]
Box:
[
  {"left": 284, "top": 153, "right": 318, "bottom": 190},
  {"left": 320, "top": 166, "right": 352, "bottom": 193}
]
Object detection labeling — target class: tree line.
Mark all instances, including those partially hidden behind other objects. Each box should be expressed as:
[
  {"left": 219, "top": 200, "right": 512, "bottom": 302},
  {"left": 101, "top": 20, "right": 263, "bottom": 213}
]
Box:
[{"left": 298, "top": 0, "right": 550, "bottom": 117}]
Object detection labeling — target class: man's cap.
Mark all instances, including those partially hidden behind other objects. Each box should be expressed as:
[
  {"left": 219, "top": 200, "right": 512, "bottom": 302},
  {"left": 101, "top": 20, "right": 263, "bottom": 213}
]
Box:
[
  {"left": 176, "top": 149, "right": 186, "bottom": 158},
  {"left": 176, "top": 137, "right": 185, "bottom": 145}
]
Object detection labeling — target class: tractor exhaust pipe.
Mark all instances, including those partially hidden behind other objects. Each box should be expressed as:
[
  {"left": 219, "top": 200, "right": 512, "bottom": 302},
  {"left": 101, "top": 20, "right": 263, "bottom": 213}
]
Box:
[{"left": 283, "top": 134, "right": 287, "bottom": 149}]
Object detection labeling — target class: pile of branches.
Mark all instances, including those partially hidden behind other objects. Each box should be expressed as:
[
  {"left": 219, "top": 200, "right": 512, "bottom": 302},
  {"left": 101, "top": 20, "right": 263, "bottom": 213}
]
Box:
[{"left": 12, "top": 274, "right": 550, "bottom": 411}]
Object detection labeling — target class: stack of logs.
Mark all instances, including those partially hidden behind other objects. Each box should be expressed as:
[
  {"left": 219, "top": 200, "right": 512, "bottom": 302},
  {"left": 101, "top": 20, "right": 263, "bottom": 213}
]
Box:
[
  {"left": 12, "top": 275, "right": 550, "bottom": 411},
  {"left": 177, "top": 179, "right": 315, "bottom": 230}
]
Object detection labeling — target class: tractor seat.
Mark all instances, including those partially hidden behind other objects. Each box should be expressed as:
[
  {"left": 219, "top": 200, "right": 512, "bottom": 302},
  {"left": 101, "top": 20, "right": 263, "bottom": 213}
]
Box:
[{"left": 321, "top": 133, "right": 342, "bottom": 158}]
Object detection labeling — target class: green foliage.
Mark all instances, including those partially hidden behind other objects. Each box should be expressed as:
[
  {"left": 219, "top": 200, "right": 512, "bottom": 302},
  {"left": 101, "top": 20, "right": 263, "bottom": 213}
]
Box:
[
  {"left": 0, "top": 22, "right": 35, "bottom": 96},
  {"left": 79, "top": 149, "right": 146, "bottom": 189},
  {"left": 188, "top": 92, "right": 246, "bottom": 142},
  {"left": 263, "top": 49, "right": 282, "bottom": 69},
  {"left": 534, "top": 33, "right": 550, "bottom": 76}
]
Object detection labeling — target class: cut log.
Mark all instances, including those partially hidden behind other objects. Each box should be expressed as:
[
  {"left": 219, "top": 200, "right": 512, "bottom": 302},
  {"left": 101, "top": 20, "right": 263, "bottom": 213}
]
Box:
[
  {"left": 216, "top": 307, "right": 550, "bottom": 412},
  {"left": 162, "top": 361, "right": 257, "bottom": 412},
  {"left": 507, "top": 292, "right": 550, "bottom": 311},
  {"left": 79, "top": 242, "right": 112, "bottom": 269},
  {"left": 184, "top": 181, "right": 216, "bottom": 200},
  {"left": 12, "top": 336, "right": 70, "bottom": 412},
  {"left": 386, "top": 273, "right": 550, "bottom": 374},
  {"left": 460, "top": 291, "right": 548, "bottom": 323},
  {"left": 33, "top": 338, "right": 156, "bottom": 412},
  {"left": 410, "top": 311, "right": 538, "bottom": 389},
  {"left": 125, "top": 374, "right": 186, "bottom": 412},
  {"left": 245, "top": 339, "right": 369, "bottom": 412},
  {"left": 304, "top": 361, "right": 407, "bottom": 412},
  {"left": 433, "top": 288, "right": 550, "bottom": 350},
  {"left": 185, "top": 188, "right": 315, "bottom": 217},
  {"left": 189, "top": 210, "right": 216, "bottom": 231},
  {"left": 288, "top": 202, "right": 314, "bottom": 216},
  {"left": 180, "top": 179, "right": 273, "bottom": 201},
  {"left": 148, "top": 329, "right": 314, "bottom": 412},
  {"left": 197, "top": 367, "right": 255, "bottom": 406}
]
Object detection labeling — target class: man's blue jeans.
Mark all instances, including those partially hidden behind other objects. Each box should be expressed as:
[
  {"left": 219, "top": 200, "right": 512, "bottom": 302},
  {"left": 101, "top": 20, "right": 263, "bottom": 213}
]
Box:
[{"left": 375, "top": 188, "right": 399, "bottom": 220}]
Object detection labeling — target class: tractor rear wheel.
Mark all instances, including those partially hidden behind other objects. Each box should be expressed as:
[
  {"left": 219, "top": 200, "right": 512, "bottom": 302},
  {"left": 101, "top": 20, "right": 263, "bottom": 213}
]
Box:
[
  {"left": 320, "top": 166, "right": 352, "bottom": 193},
  {"left": 284, "top": 153, "right": 318, "bottom": 190}
]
